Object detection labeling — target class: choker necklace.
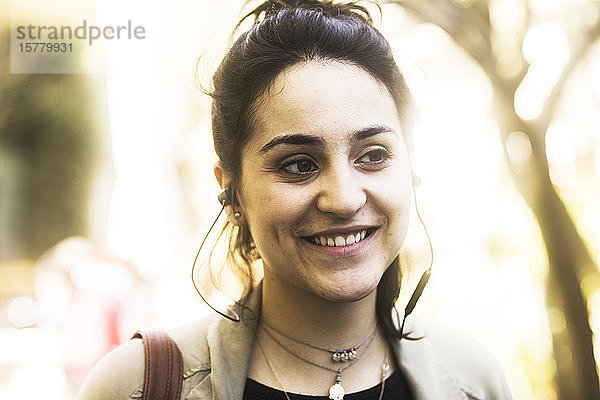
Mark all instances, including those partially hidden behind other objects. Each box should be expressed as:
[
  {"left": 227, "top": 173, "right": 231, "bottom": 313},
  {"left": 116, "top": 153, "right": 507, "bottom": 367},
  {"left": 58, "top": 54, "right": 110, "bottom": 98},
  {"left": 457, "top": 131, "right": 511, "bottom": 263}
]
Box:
[
  {"left": 261, "top": 319, "right": 378, "bottom": 363},
  {"left": 256, "top": 333, "right": 390, "bottom": 400},
  {"left": 259, "top": 324, "right": 377, "bottom": 400}
]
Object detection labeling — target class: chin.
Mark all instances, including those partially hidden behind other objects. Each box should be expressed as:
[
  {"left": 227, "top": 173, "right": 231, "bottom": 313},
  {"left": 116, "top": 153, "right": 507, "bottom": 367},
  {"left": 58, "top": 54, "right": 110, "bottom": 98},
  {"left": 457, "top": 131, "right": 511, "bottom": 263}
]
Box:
[{"left": 311, "top": 277, "right": 380, "bottom": 303}]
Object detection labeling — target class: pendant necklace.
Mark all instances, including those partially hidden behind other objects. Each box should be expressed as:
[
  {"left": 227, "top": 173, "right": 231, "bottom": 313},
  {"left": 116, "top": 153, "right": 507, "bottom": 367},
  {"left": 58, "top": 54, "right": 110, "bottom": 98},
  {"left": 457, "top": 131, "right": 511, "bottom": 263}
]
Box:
[
  {"left": 260, "top": 323, "right": 377, "bottom": 400},
  {"left": 256, "top": 333, "right": 389, "bottom": 400}
]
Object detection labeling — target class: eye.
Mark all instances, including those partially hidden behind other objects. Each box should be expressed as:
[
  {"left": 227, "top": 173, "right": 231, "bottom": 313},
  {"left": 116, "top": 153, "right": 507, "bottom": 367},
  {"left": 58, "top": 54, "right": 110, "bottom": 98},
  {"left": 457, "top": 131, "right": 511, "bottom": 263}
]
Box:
[
  {"left": 356, "top": 148, "right": 390, "bottom": 165},
  {"left": 282, "top": 158, "right": 318, "bottom": 175}
]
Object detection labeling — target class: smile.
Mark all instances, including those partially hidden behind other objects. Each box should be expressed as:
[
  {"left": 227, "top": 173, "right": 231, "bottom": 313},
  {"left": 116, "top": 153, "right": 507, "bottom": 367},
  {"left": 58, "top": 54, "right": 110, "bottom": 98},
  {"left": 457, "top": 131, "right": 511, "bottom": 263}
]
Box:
[{"left": 304, "top": 228, "right": 376, "bottom": 247}]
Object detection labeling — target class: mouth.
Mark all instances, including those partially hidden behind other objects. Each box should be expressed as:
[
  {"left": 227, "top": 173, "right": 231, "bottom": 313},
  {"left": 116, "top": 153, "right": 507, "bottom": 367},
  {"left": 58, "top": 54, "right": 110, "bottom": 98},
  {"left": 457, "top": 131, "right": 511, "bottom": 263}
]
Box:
[{"left": 303, "top": 228, "right": 377, "bottom": 248}]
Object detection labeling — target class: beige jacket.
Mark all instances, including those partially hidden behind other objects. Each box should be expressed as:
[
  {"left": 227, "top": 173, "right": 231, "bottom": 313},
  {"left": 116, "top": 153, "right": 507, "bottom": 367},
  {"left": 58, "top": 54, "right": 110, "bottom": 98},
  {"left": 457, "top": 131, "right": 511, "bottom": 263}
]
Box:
[{"left": 77, "top": 290, "right": 512, "bottom": 400}]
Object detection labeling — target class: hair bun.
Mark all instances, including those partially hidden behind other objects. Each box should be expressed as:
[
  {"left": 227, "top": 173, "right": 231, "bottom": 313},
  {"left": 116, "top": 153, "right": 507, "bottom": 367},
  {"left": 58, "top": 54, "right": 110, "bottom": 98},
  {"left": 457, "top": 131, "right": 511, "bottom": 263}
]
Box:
[{"left": 239, "top": 0, "right": 376, "bottom": 28}]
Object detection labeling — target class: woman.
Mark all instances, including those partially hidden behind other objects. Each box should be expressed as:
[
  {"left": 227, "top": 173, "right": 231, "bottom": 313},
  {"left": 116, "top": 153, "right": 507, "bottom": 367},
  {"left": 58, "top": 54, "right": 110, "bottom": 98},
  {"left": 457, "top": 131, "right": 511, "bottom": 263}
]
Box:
[{"left": 78, "top": 1, "right": 512, "bottom": 399}]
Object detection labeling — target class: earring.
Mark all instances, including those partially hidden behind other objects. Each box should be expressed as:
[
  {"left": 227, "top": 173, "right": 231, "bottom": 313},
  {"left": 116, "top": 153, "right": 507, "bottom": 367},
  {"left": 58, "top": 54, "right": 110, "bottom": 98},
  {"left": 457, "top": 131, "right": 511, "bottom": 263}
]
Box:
[
  {"left": 249, "top": 241, "right": 261, "bottom": 259},
  {"left": 234, "top": 211, "right": 241, "bottom": 220}
]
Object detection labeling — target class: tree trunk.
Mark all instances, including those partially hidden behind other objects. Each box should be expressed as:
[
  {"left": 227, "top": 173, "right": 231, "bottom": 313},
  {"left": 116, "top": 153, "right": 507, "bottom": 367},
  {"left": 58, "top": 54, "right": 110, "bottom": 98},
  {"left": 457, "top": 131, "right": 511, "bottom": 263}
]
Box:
[
  {"left": 388, "top": 0, "right": 600, "bottom": 397},
  {"left": 494, "top": 83, "right": 600, "bottom": 399}
]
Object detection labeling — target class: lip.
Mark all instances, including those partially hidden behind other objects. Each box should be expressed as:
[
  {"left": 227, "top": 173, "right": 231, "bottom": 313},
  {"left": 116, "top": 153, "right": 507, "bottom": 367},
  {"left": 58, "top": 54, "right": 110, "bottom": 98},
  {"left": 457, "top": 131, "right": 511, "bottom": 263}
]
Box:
[
  {"left": 301, "top": 227, "right": 379, "bottom": 257},
  {"left": 305, "top": 225, "right": 378, "bottom": 237}
]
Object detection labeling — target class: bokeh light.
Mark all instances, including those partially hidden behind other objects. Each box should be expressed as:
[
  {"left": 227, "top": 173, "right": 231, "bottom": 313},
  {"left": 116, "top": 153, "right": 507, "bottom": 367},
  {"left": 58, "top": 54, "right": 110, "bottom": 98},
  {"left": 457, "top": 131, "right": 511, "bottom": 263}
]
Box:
[{"left": 7, "top": 297, "right": 37, "bottom": 328}]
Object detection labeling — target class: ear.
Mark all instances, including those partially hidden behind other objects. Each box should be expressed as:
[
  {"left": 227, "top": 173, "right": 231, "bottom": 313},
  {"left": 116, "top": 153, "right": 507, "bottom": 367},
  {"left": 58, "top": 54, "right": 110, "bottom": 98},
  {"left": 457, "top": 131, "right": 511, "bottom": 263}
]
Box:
[
  {"left": 214, "top": 162, "right": 241, "bottom": 226},
  {"left": 214, "top": 161, "right": 227, "bottom": 189}
]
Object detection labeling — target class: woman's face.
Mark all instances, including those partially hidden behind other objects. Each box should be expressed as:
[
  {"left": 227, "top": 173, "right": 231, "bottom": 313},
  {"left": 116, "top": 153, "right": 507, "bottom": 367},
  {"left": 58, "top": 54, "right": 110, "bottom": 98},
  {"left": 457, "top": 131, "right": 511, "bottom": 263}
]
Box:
[{"left": 235, "top": 61, "right": 412, "bottom": 302}]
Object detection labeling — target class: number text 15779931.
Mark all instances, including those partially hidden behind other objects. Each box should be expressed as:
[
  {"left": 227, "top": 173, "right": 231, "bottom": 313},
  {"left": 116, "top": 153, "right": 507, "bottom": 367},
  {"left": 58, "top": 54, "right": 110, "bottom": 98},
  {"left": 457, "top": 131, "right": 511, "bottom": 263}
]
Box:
[{"left": 18, "top": 42, "right": 73, "bottom": 53}]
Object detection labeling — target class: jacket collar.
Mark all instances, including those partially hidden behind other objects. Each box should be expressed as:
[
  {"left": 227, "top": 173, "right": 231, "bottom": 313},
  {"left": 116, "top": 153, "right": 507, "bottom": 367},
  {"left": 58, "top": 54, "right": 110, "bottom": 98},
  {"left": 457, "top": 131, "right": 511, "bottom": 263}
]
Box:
[
  {"left": 392, "top": 312, "right": 468, "bottom": 399},
  {"left": 200, "top": 288, "right": 262, "bottom": 400}
]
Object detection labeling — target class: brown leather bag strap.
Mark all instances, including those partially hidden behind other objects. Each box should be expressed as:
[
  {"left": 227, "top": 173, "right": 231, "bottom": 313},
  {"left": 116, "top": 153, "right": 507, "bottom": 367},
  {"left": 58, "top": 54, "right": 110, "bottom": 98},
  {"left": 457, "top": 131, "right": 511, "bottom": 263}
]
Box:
[{"left": 132, "top": 330, "right": 184, "bottom": 400}]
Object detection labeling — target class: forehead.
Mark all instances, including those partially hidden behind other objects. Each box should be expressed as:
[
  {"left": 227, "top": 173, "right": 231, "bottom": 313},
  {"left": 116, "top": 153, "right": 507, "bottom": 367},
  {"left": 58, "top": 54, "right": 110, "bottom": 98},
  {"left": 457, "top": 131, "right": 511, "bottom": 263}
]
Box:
[{"left": 247, "top": 61, "right": 401, "bottom": 149}]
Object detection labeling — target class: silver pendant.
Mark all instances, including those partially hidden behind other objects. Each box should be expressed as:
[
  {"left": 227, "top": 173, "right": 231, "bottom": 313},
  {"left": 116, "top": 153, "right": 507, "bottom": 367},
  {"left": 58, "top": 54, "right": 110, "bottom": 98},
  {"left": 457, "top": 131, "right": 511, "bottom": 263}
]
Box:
[{"left": 329, "top": 382, "right": 345, "bottom": 400}]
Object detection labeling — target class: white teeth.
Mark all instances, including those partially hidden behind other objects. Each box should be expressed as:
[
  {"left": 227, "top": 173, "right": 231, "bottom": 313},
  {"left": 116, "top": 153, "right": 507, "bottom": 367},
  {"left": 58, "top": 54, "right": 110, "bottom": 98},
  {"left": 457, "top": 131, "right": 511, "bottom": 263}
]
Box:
[{"left": 311, "top": 230, "right": 369, "bottom": 247}]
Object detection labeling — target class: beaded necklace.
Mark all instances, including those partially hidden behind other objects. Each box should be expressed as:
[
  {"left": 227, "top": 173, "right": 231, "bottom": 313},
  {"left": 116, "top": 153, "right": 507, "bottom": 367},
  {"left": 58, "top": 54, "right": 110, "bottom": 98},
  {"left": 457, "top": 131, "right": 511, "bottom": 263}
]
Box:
[{"left": 261, "top": 319, "right": 378, "bottom": 363}]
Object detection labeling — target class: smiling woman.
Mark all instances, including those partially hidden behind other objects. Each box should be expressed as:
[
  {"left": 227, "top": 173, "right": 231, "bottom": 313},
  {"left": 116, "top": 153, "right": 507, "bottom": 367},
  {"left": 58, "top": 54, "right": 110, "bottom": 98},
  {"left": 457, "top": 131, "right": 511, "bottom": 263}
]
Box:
[{"left": 76, "top": 1, "right": 513, "bottom": 399}]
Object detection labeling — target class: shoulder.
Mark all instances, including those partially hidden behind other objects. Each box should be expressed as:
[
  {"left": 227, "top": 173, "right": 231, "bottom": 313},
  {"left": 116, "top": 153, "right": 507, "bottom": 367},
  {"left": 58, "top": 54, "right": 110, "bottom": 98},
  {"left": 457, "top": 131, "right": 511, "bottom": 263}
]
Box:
[
  {"left": 410, "top": 316, "right": 512, "bottom": 399},
  {"left": 76, "top": 313, "right": 220, "bottom": 400},
  {"left": 75, "top": 337, "right": 145, "bottom": 400}
]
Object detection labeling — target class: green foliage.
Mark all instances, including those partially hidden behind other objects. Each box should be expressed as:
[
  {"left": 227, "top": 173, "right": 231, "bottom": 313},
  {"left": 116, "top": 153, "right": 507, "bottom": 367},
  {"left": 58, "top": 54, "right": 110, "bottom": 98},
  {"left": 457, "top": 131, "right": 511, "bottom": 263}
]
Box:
[{"left": 0, "top": 28, "right": 98, "bottom": 261}]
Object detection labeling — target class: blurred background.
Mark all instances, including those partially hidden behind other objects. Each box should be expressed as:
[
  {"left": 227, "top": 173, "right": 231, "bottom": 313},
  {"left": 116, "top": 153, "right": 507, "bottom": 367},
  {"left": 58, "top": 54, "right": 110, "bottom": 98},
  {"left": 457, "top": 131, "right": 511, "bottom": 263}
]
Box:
[{"left": 1, "top": 0, "right": 599, "bottom": 398}]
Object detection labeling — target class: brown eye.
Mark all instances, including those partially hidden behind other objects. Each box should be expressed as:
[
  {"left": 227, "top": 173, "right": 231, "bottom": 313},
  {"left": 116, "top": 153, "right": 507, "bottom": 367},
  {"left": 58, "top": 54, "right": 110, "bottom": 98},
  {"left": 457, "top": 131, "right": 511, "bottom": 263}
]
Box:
[
  {"left": 282, "top": 158, "right": 318, "bottom": 175},
  {"left": 357, "top": 148, "right": 389, "bottom": 164},
  {"left": 297, "top": 160, "right": 314, "bottom": 172}
]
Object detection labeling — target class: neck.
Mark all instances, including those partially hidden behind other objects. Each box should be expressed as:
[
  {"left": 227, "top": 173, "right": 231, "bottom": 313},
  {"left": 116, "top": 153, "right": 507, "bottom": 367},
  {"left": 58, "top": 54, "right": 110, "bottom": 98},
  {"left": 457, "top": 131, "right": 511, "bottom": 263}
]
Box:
[
  {"left": 248, "top": 273, "right": 394, "bottom": 395},
  {"left": 260, "top": 272, "right": 380, "bottom": 351}
]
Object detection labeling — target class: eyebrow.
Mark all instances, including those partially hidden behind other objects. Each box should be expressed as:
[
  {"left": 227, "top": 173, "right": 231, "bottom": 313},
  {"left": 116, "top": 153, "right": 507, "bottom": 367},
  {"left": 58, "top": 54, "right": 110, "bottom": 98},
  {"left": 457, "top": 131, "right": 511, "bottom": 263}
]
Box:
[
  {"left": 259, "top": 133, "right": 326, "bottom": 154},
  {"left": 258, "top": 124, "right": 397, "bottom": 154},
  {"left": 351, "top": 124, "right": 398, "bottom": 141}
]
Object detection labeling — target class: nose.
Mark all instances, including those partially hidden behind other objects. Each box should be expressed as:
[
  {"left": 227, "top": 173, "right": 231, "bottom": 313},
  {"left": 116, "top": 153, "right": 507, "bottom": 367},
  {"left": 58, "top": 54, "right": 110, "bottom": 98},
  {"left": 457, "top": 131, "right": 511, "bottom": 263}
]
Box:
[{"left": 315, "top": 164, "right": 366, "bottom": 218}]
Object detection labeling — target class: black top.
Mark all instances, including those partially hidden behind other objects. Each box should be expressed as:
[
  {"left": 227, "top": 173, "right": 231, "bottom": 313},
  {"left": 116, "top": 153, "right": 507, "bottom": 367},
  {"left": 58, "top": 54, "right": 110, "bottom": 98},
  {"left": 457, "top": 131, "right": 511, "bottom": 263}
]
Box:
[{"left": 243, "top": 371, "right": 413, "bottom": 400}]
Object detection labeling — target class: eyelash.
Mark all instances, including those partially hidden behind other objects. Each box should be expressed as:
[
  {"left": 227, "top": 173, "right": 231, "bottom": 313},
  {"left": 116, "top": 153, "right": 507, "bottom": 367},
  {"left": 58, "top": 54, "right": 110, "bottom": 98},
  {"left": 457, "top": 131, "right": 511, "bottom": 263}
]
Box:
[
  {"left": 281, "top": 157, "right": 319, "bottom": 175},
  {"left": 355, "top": 148, "right": 391, "bottom": 166},
  {"left": 276, "top": 147, "right": 392, "bottom": 178}
]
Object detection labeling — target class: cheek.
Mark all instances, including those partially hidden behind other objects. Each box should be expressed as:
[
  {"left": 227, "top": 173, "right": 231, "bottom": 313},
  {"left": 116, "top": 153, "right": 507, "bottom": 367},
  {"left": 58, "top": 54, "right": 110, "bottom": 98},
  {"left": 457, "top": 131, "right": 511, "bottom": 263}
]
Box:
[
  {"left": 373, "top": 169, "right": 412, "bottom": 237},
  {"left": 241, "top": 182, "right": 313, "bottom": 248},
  {"left": 374, "top": 164, "right": 411, "bottom": 205}
]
